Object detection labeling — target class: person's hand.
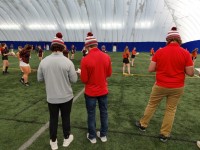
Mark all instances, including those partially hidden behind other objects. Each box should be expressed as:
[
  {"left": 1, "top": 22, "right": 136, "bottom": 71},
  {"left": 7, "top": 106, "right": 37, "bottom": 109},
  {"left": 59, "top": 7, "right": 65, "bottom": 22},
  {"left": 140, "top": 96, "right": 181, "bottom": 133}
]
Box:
[{"left": 76, "top": 68, "right": 81, "bottom": 74}]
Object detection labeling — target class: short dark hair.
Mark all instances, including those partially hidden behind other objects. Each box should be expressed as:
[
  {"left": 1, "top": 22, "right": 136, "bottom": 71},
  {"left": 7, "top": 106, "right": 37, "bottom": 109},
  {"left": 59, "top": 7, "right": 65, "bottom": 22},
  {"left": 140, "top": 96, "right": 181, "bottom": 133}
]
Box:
[
  {"left": 166, "top": 38, "right": 182, "bottom": 45},
  {"left": 24, "top": 44, "right": 32, "bottom": 51},
  {"left": 50, "top": 44, "right": 65, "bottom": 52},
  {"left": 88, "top": 44, "right": 97, "bottom": 48}
]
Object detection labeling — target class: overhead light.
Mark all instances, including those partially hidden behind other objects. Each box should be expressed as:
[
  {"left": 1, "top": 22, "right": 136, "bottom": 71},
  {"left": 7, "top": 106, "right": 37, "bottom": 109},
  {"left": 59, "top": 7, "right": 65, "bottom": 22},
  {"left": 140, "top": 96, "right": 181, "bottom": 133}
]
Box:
[
  {"left": 101, "top": 23, "right": 123, "bottom": 30},
  {"left": 0, "top": 24, "right": 21, "bottom": 30},
  {"left": 66, "top": 23, "right": 90, "bottom": 29},
  {"left": 135, "top": 21, "right": 152, "bottom": 29},
  {"left": 27, "top": 24, "right": 57, "bottom": 30}
]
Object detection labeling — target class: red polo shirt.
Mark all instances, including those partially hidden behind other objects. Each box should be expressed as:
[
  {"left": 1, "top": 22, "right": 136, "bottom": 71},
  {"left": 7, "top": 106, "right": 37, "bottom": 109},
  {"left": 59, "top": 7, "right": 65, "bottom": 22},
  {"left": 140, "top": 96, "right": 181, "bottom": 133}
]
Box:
[
  {"left": 152, "top": 43, "right": 193, "bottom": 88},
  {"left": 81, "top": 47, "right": 112, "bottom": 96}
]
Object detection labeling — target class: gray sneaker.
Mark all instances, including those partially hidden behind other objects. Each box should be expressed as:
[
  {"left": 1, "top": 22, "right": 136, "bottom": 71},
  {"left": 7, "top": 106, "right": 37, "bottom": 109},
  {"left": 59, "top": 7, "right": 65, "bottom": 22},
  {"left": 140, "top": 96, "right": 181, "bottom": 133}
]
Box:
[
  {"left": 97, "top": 131, "right": 107, "bottom": 142},
  {"left": 87, "top": 133, "right": 97, "bottom": 144}
]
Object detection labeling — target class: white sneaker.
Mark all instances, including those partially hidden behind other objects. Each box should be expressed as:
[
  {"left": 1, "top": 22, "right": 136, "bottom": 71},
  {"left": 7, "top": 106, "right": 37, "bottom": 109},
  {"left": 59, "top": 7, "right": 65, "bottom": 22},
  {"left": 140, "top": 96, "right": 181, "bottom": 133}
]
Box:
[
  {"left": 97, "top": 131, "right": 107, "bottom": 142},
  {"left": 87, "top": 133, "right": 97, "bottom": 144},
  {"left": 197, "top": 141, "right": 200, "bottom": 148},
  {"left": 63, "top": 134, "right": 74, "bottom": 147},
  {"left": 50, "top": 139, "right": 58, "bottom": 150}
]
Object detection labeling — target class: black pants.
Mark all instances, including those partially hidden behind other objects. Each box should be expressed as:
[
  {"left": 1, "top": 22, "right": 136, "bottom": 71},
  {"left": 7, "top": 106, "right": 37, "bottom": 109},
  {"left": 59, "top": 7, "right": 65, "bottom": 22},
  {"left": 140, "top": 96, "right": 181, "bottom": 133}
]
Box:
[{"left": 48, "top": 99, "right": 73, "bottom": 141}]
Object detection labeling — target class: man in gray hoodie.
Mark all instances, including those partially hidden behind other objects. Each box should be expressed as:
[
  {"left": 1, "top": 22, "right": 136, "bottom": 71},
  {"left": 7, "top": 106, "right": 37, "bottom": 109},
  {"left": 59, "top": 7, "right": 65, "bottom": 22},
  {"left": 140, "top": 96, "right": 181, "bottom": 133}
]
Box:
[{"left": 37, "top": 32, "right": 77, "bottom": 150}]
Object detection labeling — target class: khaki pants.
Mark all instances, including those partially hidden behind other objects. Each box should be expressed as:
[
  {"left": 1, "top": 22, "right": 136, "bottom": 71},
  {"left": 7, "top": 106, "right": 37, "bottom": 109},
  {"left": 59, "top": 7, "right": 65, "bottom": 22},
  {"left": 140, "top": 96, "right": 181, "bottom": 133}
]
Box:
[{"left": 140, "top": 85, "right": 184, "bottom": 137}]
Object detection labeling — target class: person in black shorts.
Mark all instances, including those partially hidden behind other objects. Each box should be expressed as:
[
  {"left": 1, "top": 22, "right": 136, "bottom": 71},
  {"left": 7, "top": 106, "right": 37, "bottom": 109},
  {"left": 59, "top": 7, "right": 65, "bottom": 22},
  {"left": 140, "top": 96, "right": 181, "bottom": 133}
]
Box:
[
  {"left": 1, "top": 43, "right": 9, "bottom": 75},
  {"left": 122, "top": 46, "right": 130, "bottom": 75}
]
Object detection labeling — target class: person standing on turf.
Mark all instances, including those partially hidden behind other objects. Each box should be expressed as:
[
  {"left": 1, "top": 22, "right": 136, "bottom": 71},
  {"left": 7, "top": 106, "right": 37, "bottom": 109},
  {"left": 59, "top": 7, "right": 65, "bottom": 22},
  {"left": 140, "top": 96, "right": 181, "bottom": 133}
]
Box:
[
  {"left": 135, "top": 27, "right": 194, "bottom": 142},
  {"left": 19, "top": 44, "right": 32, "bottom": 86},
  {"left": 122, "top": 46, "right": 130, "bottom": 75},
  {"left": 37, "top": 32, "right": 77, "bottom": 150},
  {"left": 79, "top": 32, "right": 112, "bottom": 144}
]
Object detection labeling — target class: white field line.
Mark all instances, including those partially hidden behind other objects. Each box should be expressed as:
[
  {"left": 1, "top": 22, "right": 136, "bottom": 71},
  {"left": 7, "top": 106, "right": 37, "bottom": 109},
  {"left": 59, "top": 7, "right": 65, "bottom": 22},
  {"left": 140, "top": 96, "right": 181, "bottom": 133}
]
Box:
[
  {"left": 194, "top": 74, "right": 200, "bottom": 78},
  {"left": 18, "top": 88, "right": 84, "bottom": 150},
  {"left": 73, "top": 88, "right": 85, "bottom": 103}
]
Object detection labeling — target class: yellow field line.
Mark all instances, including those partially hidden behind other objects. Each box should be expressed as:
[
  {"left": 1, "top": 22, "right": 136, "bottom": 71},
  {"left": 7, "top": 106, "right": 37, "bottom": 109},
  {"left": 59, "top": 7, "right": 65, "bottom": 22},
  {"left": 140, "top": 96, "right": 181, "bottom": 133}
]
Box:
[
  {"left": 1, "top": 67, "right": 199, "bottom": 78},
  {"left": 112, "top": 72, "right": 155, "bottom": 77},
  {"left": 112, "top": 72, "right": 200, "bottom": 78}
]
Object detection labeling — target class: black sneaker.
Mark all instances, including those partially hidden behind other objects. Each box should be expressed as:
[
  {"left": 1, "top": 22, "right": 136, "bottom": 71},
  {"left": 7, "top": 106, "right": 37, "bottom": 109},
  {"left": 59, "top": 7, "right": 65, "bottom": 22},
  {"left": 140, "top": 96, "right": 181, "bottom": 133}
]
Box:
[
  {"left": 159, "top": 134, "right": 170, "bottom": 143},
  {"left": 24, "top": 82, "right": 30, "bottom": 86},
  {"left": 20, "top": 78, "right": 24, "bottom": 84},
  {"left": 135, "top": 121, "right": 146, "bottom": 132}
]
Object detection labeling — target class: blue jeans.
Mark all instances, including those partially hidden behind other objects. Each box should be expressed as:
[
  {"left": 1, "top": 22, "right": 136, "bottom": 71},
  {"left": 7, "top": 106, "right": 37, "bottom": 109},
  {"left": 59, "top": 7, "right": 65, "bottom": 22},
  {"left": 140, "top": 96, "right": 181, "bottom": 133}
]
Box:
[{"left": 85, "top": 94, "right": 108, "bottom": 139}]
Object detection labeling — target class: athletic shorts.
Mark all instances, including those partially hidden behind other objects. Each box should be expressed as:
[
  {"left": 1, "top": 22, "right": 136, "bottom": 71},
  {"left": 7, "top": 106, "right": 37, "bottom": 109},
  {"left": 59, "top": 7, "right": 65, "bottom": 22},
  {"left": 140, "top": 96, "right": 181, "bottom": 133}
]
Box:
[
  {"left": 20, "top": 61, "right": 30, "bottom": 67},
  {"left": 2, "top": 56, "right": 8, "bottom": 60},
  {"left": 123, "top": 58, "right": 129, "bottom": 64},
  {"left": 131, "top": 55, "right": 135, "bottom": 58}
]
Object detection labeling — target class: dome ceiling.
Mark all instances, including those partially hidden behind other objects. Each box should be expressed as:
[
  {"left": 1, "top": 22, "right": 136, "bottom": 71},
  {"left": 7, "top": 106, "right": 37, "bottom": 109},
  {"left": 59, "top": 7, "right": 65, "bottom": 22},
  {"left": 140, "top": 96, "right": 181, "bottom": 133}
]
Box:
[{"left": 0, "top": 0, "right": 199, "bottom": 43}]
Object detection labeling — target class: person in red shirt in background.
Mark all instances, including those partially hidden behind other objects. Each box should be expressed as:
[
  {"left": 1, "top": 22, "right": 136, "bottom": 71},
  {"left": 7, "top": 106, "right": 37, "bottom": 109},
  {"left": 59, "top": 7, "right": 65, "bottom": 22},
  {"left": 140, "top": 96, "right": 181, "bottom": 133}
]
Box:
[
  {"left": 131, "top": 47, "right": 137, "bottom": 67},
  {"left": 191, "top": 48, "right": 198, "bottom": 65},
  {"left": 122, "top": 46, "right": 130, "bottom": 75},
  {"left": 150, "top": 47, "right": 155, "bottom": 60},
  {"left": 135, "top": 27, "right": 194, "bottom": 142},
  {"left": 79, "top": 32, "right": 112, "bottom": 144}
]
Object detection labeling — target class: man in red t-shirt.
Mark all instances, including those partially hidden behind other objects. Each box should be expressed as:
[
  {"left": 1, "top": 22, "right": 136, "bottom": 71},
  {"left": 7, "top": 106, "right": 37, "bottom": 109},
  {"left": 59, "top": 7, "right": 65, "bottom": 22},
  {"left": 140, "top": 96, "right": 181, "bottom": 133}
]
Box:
[
  {"left": 135, "top": 27, "right": 194, "bottom": 142},
  {"left": 80, "top": 32, "right": 112, "bottom": 144}
]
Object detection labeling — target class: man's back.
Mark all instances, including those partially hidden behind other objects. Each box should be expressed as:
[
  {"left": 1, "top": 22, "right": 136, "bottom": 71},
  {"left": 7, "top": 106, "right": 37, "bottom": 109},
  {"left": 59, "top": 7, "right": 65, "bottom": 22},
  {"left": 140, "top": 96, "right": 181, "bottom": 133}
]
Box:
[
  {"left": 37, "top": 52, "right": 77, "bottom": 103},
  {"left": 81, "top": 48, "right": 112, "bottom": 96},
  {"left": 152, "top": 43, "right": 193, "bottom": 88}
]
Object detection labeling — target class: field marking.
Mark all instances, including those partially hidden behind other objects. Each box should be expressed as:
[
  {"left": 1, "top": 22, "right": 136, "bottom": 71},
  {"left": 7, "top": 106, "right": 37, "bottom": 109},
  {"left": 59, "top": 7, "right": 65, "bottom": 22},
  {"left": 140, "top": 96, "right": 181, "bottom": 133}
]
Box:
[
  {"left": 73, "top": 88, "right": 85, "bottom": 103},
  {"left": 18, "top": 88, "right": 84, "bottom": 150},
  {"left": 194, "top": 74, "right": 200, "bottom": 78},
  {"left": 112, "top": 72, "right": 200, "bottom": 78}
]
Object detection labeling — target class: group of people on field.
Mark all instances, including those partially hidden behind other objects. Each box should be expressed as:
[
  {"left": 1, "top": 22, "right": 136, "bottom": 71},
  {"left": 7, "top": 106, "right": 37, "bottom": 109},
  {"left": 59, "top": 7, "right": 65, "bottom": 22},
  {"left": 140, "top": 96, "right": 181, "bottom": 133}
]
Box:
[
  {"left": 122, "top": 46, "right": 137, "bottom": 75},
  {"left": 1, "top": 26, "right": 199, "bottom": 149},
  {"left": 36, "top": 27, "right": 198, "bottom": 150},
  {"left": 122, "top": 44, "right": 198, "bottom": 75}
]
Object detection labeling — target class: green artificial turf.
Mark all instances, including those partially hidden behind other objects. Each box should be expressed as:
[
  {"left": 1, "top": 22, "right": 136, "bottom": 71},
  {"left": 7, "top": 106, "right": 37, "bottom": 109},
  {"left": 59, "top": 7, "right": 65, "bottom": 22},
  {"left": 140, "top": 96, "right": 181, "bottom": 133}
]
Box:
[{"left": 0, "top": 50, "right": 200, "bottom": 150}]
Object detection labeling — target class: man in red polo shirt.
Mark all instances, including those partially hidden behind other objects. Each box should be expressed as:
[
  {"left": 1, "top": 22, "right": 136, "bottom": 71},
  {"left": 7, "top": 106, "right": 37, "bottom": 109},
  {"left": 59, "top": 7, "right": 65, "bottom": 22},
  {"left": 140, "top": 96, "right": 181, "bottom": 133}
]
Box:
[
  {"left": 80, "top": 32, "right": 112, "bottom": 144},
  {"left": 135, "top": 27, "right": 194, "bottom": 142}
]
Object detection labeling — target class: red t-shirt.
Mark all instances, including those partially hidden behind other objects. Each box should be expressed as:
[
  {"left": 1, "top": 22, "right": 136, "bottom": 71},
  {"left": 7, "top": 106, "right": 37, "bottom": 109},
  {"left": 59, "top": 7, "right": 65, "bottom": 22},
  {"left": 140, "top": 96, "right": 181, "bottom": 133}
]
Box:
[
  {"left": 123, "top": 52, "right": 130, "bottom": 58},
  {"left": 191, "top": 50, "right": 198, "bottom": 57},
  {"left": 152, "top": 43, "right": 193, "bottom": 88},
  {"left": 132, "top": 50, "right": 137, "bottom": 55},
  {"left": 81, "top": 48, "right": 112, "bottom": 96},
  {"left": 150, "top": 49, "right": 154, "bottom": 55}
]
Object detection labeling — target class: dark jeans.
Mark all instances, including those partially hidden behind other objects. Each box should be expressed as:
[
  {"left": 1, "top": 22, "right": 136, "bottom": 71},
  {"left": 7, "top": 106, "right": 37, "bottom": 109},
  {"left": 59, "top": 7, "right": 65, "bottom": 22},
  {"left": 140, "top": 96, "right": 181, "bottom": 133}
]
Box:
[
  {"left": 85, "top": 94, "right": 108, "bottom": 139},
  {"left": 48, "top": 99, "right": 73, "bottom": 141}
]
